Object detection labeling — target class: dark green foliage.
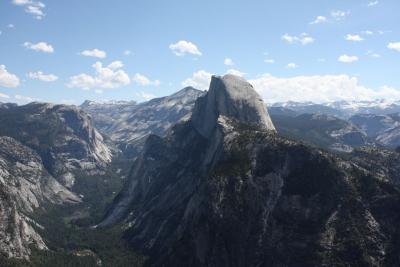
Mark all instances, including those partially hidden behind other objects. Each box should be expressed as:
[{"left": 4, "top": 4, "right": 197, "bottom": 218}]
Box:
[{"left": 14, "top": 157, "right": 146, "bottom": 267}]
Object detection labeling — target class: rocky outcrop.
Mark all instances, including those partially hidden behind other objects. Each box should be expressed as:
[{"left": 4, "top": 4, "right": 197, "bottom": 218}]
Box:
[
  {"left": 350, "top": 114, "right": 400, "bottom": 138},
  {"left": 271, "top": 113, "right": 372, "bottom": 153},
  {"left": 350, "top": 113, "right": 400, "bottom": 148},
  {"left": 81, "top": 87, "right": 204, "bottom": 157},
  {"left": 99, "top": 75, "right": 400, "bottom": 266},
  {"left": 0, "top": 103, "right": 111, "bottom": 188},
  {"left": 0, "top": 136, "right": 80, "bottom": 259},
  {"left": 192, "top": 74, "right": 275, "bottom": 138}
]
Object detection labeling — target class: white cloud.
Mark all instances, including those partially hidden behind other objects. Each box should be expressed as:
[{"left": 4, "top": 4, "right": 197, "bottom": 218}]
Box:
[
  {"left": 331, "top": 10, "right": 350, "bottom": 20},
  {"left": 80, "top": 49, "right": 106, "bottom": 59},
  {"left": 224, "top": 58, "right": 234, "bottom": 66},
  {"left": 282, "top": 33, "right": 314, "bottom": 45},
  {"left": 345, "top": 34, "right": 364, "bottom": 42},
  {"left": 264, "top": 59, "right": 275, "bottom": 64},
  {"left": 0, "top": 93, "right": 10, "bottom": 98},
  {"left": 361, "top": 30, "right": 373, "bottom": 35},
  {"left": 107, "top": 60, "right": 124, "bottom": 69},
  {"left": 66, "top": 61, "right": 130, "bottom": 90},
  {"left": 309, "top": 10, "right": 349, "bottom": 25},
  {"left": 25, "top": 5, "right": 44, "bottom": 18},
  {"left": 388, "top": 42, "right": 400, "bottom": 52},
  {"left": 12, "top": 0, "right": 45, "bottom": 20},
  {"left": 14, "top": 94, "right": 38, "bottom": 103},
  {"left": 181, "top": 70, "right": 212, "bottom": 90},
  {"left": 12, "top": 0, "right": 32, "bottom": 4},
  {"left": 225, "top": 69, "right": 246, "bottom": 77},
  {"left": 368, "top": 1, "right": 379, "bottom": 7},
  {"left": 95, "top": 89, "right": 103, "bottom": 94},
  {"left": 136, "top": 91, "right": 156, "bottom": 101},
  {"left": 8, "top": 24, "right": 15, "bottom": 28},
  {"left": 169, "top": 40, "right": 202, "bottom": 56},
  {"left": 338, "top": 54, "right": 359, "bottom": 63},
  {"left": 0, "top": 65, "right": 20, "bottom": 88},
  {"left": 23, "top": 41, "right": 54, "bottom": 53},
  {"left": 123, "top": 50, "right": 132, "bottom": 56},
  {"left": 286, "top": 63, "right": 298, "bottom": 69},
  {"left": 309, "top": 16, "right": 327, "bottom": 25},
  {"left": 250, "top": 74, "right": 400, "bottom": 103},
  {"left": 378, "top": 30, "right": 392, "bottom": 35},
  {"left": 28, "top": 71, "right": 58, "bottom": 82},
  {"left": 132, "top": 73, "right": 160, "bottom": 86},
  {"left": 366, "top": 50, "right": 380, "bottom": 58}
]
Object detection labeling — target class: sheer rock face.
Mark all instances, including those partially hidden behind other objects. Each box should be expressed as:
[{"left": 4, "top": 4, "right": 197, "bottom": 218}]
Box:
[
  {"left": 0, "top": 136, "right": 80, "bottom": 259},
  {"left": 101, "top": 75, "right": 400, "bottom": 266},
  {"left": 0, "top": 102, "right": 111, "bottom": 188},
  {"left": 0, "top": 102, "right": 111, "bottom": 259},
  {"left": 81, "top": 87, "right": 204, "bottom": 158},
  {"left": 192, "top": 75, "right": 275, "bottom": 138}
]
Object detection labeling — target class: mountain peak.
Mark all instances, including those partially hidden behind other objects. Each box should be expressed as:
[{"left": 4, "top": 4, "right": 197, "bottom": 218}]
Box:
[{"left": 191, "top": 74, "right": 275, "bottom": 137}]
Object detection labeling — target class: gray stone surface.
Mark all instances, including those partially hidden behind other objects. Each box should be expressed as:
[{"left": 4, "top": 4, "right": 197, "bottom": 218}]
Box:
[{"left": 192, "top": 74, "right": 276, "bottom": 138}]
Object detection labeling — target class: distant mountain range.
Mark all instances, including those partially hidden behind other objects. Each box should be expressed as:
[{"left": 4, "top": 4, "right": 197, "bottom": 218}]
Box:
[
  {"left": 81, "top": 87, "right": 204, "bottom": 158},
  {"left": 270, "top": 99, "right": 400, "bottom": 118},
  {"left": 269, "top": 101, "right": 400, "bottom": 150},
  {"left": 2, "top": 79, "right": 400, "bottom": 266}
]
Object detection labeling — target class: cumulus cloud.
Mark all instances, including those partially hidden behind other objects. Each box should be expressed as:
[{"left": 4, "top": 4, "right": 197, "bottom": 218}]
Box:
[
  {"left": 66, "top": 61, "right": 130, "bottom": 90},
  {"left": 366, "top": 50, "right": 380, "bottom": 58},
  {"left": 345, "top": 34, "right": 364, "bottom": 42},
  {"left": 12, "top": 0, "right": 45, "bottom": 20},
  {"left": 224, "top": 58, "right": 234, "bottom": 66},
  {"left": 309, "top": 16, "right": 327, "bottom": 25},
  {"left": 361, "top": 30, "right": 374, "bottom": 35},
  {"left": 338, "top": 54, "right": 359, "bottom": 63},
  {"left": 135, "top": 91, "right": 156, "bottom": 101},
  {"left": 282, "top": 33, "right": 314, "bottom": 45},
  {"left": 181, "top": 70, "right": 212, "bottom": 90},
  {"left": 123, "top": 50, "right": 132, "bottom": 56},
  {"left": 226, "top": 69, "right": 246, "bottom": 77},
  {"left": 388, "top": 42, "right": 400, "bottom": 52},
  {"left": 28, "top": 71, "right": 58, "bottom": 82},
  {"left": 331, "top": 10, "right": 350, "bottom": 20},
  {"left": 107, "top": 60, "right": 123, "bottom": 69},
  {"left": 14, "top": 94, "right": 39, "bottom": 103},
  {"left": 132, "top": 73, "right": 160, "bottom": 86},
  {"left": 286, "top": 63, "right": 298, "bottom": 69},
  {"left": 309, "top": 10, "right": 350, "bottom": 25},
  {"left": 264, "top": 59, "right": 275, "bottom": 64},
  {"left": 169, "top": 40, "right": 202, "bottom": 56},
  {"left": 0, "top": 93, "right": 10, "bottom": 98},
  {"left": 368, "top": 1, "right": 379, "bottom": 7},
  {"left": 250, "top": 74, "right": 400, "bottom": 103},
  {"left": 309, "top": 10, "right": 349, "bottom": 25},
  {"left": 0, "top": 65, "right": 20, "bottom": 88},
  {"left": 80, "top": 49, "right": 106, "bottom": 58},
  {"left": 8, "top": 24, "right": 15, "bottom": 28},
  {"left": 23, "top": 41, "right": 54, "bottom": 53}
]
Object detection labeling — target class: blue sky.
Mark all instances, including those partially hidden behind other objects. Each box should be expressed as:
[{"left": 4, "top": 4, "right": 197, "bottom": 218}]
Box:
[{"left": 0, "top": 0, "right": 399, "bottom": 104}]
